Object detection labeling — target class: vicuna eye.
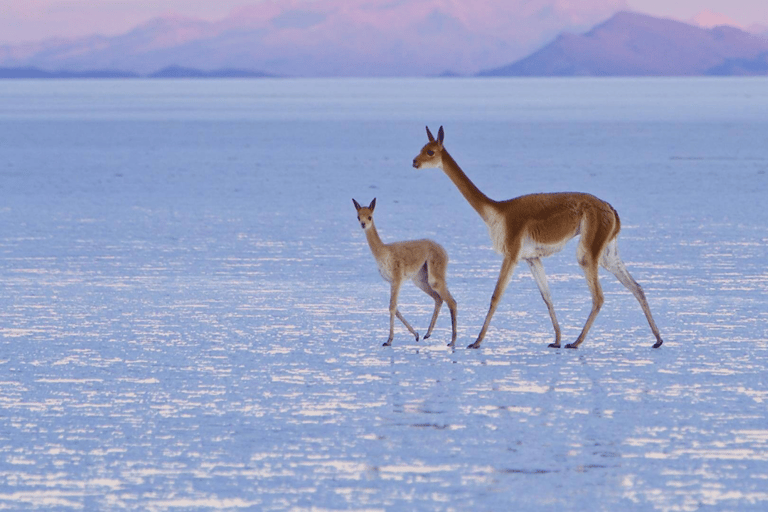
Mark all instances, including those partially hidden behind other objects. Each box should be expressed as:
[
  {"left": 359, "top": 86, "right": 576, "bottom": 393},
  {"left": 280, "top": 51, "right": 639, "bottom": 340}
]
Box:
[
  {"left": 368, "top": 216, "right": 372, "bottom": 221},
  {"left": 427, "top": 150, "right": 435, "bottom": 156}
]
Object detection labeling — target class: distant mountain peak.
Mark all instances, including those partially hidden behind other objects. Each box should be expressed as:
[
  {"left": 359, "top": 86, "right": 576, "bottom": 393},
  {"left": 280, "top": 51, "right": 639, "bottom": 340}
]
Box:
[
  {"left": 480, "top": 10, "right": 768, "bottom": 77},
  {"left": 691, "top": 9, "right": 742, "bottom": 30}
]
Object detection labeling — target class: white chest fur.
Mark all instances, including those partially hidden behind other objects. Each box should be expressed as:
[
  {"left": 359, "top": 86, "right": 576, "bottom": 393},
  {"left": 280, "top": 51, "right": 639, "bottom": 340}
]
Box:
[
  {"left": 376, "top": 259, "right": 392, "bottom": 282},
  {"left": 484, "top": 209, "right": 507, "bottom": 255}
]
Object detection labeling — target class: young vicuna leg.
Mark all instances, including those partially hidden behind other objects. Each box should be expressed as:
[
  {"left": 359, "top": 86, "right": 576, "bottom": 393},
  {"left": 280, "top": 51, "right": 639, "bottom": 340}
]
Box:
[
  {"left": 412, "top": 264, "right": 443, "bottom": 340},
  {"left": 526, "top": 258, "right": 562, "bottom": 348},
  {"left": 430, "top": 283, "right": 457, "bottom": 347},
  {"left": 420, "top": 256, "right": 458, "bottom": 347},
  {"left": 385, "top": 280, "right": 419, "bottom": 347},
  {"left": 600, "top": 239, "right": 664, "bottom": 348}
]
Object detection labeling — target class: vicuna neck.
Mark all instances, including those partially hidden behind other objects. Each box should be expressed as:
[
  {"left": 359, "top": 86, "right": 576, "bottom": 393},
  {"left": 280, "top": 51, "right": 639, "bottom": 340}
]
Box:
[
  {"left": 440, "top": 149, "right": 496, "bottom": 221},
  {"left": 364, "top": 222, "right": 386, "bottom": 256}
]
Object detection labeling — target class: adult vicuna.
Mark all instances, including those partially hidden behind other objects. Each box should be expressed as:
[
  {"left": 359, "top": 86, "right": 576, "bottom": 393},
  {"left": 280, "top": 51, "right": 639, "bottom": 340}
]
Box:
[
  {"left": 412, "top": 126, "right": 664, "bottom": 350},
  {"left": 353, "top": 198, "right": 458, "bottom": 347}
]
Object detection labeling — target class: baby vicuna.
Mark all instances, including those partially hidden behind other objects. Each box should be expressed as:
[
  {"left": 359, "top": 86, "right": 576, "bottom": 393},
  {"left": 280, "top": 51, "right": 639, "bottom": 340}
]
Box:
[{"left": 353, "top": 198, "right": 457, "bottom": 347}]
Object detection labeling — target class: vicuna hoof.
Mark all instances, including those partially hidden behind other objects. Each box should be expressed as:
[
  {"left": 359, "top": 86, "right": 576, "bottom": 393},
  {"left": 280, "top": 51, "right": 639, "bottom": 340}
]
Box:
[{"left": 653, "top": 340, "right": 663, "bottom": 348}]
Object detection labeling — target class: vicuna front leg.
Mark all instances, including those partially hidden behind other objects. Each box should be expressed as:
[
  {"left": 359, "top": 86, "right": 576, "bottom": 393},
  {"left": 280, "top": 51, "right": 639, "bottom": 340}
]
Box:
[
  {"left": 468, "top": 255, "right": 517, "bottom": 349},
  {"left": 526, "top": 258, "right": 562, "bottom": 348},
  {"left": 385, "top": 281, "right": 419, "bottom": 347}
]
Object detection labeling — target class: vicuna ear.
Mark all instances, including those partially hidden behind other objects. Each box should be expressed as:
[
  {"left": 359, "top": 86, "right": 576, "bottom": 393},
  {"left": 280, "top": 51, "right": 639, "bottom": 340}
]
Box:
[
  {"left": 353, "top": 198, "right": 362, "bottom": 211},
  {"left": 369, "top": 198, "right": 376, "bottom": 211},
  {"left": 437, "top": 126, "right": 444, "bottom": 147},
  {"left": 426, "top": 126, "right": 435, "bottom": 142}
]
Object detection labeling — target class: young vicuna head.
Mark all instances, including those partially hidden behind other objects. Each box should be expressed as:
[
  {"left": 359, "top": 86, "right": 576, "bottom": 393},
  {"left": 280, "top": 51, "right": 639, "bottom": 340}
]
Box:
[
  {"left": 353, "top": 198, "right": 376, "bottom": 230},
  {"left": 412, "top": 126, "right": 445, "bottom": 170}
]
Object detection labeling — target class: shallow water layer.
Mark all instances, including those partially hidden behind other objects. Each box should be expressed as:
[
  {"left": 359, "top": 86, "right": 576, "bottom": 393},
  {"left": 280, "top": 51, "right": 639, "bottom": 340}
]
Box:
[{"left": 0, "top": 78, "right": 767, "bottom": 510}]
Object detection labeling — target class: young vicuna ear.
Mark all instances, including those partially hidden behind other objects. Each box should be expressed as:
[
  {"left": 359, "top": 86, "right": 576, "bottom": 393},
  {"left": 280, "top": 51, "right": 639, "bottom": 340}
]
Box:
[
  {"left": 426, "top": 126, "right": 435, "bottom": 142},
  {"left": 437, "top": 126, "right": 444, "bottom": 147},
  {"left": 368, "top": 198, "right": 376, "bottom": 211},
  {"left": 353, "top": 198, "right": 362, "bottom": 211}
]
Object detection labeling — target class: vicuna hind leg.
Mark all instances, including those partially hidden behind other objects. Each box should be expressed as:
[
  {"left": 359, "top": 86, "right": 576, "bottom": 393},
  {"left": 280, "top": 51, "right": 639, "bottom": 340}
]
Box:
[
  {"left": 600, "top": 239, "right": 664, "bottom": 348},
  {"left": 385, "top": 281, "right": 419, "bottom": 347},
  {"left": 568, "top": 236, "right": 605, "bottom": 349},
  {"left": 568, "top": 256, "right": 603, "bottom": 349}
]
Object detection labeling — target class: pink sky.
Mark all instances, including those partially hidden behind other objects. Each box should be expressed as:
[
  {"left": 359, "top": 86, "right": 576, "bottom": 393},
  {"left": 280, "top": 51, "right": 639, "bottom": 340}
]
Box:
[{"left": 1, "top": 0, "right": 766, "bottom": 45}]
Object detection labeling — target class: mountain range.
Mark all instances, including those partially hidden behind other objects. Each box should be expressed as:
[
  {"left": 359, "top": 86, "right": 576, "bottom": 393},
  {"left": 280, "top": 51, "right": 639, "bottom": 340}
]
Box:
[
  {"left": 1, "top": 3, "right": 767, "bottom": 78},
  {"left": 481, "top": 12, "right": 768, "bottom": 76},
  {"left": 0, "top": 0, "right": 627, "bottom": 77}
]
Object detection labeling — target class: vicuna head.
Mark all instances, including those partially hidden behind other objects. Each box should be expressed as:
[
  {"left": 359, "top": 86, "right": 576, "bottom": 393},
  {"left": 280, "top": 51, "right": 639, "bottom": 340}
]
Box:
[
  {"left": 352, "top": 198, "right": 376, "bottom": 230},
  {"left": 412, "top": 125, "right": 444, "bottom": 170}
]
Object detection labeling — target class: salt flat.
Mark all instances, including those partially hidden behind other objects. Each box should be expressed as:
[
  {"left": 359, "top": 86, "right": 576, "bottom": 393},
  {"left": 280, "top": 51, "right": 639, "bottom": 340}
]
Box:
[{"left": 0, "top": 78, "right": 766, "bottom": 510}]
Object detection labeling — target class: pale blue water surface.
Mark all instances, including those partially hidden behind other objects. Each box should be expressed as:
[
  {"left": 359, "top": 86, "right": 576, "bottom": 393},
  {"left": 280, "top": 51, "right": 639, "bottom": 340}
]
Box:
[{"left": 0, "top": 78, "right": 767, "bottom": 510}]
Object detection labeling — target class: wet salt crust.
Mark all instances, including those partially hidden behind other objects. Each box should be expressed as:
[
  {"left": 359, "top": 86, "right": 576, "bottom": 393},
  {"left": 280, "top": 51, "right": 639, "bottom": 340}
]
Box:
[{"left": 0, "top": 78, "right": 767, "bottom": 510}]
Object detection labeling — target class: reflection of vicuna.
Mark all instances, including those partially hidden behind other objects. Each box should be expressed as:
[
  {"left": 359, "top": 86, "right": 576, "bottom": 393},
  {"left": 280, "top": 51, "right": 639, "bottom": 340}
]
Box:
[
  {"left": 353, "top": 198, "right": 458, "bottom": 347},
  {"left": 412, "top": 126, "right": 664, "bottom": 350}
]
